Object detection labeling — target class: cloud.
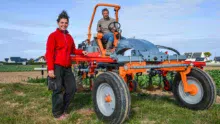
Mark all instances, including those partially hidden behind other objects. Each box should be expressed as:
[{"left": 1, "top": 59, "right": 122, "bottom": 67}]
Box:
[
  {"left": 0, "top": 28, "right": 34, "bottom": 43},
  {"left": 157, "top": 38, "right": 220, "bottom": 58},
  {"left": 0, "top": 40, "right": 44, "bottom": 60},
  {"left": 0, "top": 19, "right": 55, "bottom": 28},
  {"left": 22, "top": 49, "right": 45, "bottom": 58},
  {"left": 0, "top": 9, "right": 55, "bottom": 28},
  {"left": 0, "top": 40, "right": 9, "bottom": 45},
  {"left": 138, "top": 32, "right": 183, "bottom": 37},
  {"left": 10, "top": 20, "right": 55, "bottom": 27},
  {"left": 0, "top": 31, "right": 46, "bottom": 60},
  {"left": 118, "top": 0, "right": 206, "bottom": 37},
  {"left": 120, "top": 0, "right": 204, "bottom": 19},
  {"left": 0, "top": 28, "right": 33, "bottom": 36},
  {"left": 23, "top": 49, "right": 45, "bottom": 53}
]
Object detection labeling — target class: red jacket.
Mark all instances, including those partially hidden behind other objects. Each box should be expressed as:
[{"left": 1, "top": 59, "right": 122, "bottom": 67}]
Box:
[{"left": 45, "top": 28, "right": 83, "bottom": 71}]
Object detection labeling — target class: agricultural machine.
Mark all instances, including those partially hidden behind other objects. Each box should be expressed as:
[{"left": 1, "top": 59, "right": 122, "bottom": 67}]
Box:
[{"left": 71, "top": 3, "right": 216, "bottom": 124}]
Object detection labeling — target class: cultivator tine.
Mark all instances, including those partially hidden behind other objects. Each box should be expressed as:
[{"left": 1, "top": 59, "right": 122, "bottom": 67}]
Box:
[{"left": 158, "top": 73, "right": 162, "bottom": 89}]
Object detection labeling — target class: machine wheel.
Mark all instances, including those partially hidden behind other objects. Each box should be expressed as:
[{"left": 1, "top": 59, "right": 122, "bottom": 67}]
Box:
[
  {"left": 173, "top": 67, "right": 216, "bottom": 110},
  {"left": 92, "top": 72, "right": 131, "bottom": 124}
]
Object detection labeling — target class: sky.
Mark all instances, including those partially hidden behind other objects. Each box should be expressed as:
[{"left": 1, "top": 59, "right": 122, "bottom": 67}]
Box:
[{"left": 0, "top": 0, "right": 219, "bottom": 61}]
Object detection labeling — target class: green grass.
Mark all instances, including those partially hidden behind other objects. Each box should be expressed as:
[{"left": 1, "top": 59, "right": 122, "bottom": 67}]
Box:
[
  {"left": 0, "top": 65, "right": 44, "bottom": 72},
  {"left": 128, "top": 93, "right": 220, "bottom": 124},
  {"left": 0, "top": 69, "right": 220, "bottom": 123},
  {"left": 27, "top": 77, "right": 47, "bottom": 84},
  {"left": 207, "top": 70, "right": 220, "bottom": 89},
  {"left": 0, "top": 83, "right": 219, "bottom": 124}
]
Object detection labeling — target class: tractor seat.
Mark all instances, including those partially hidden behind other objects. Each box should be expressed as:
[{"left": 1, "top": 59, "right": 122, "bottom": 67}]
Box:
[{"left": 92, "top": 33, "right": 108, "bottom": 49}]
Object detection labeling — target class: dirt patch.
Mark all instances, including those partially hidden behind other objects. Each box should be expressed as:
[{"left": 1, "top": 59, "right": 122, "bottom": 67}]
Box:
[
  {"left": 140, "top": 119, "right": 156, "bottom": 124},
  {"left": 133, "top": 107, "right": 140, "bottom": 112},
  {"left": 5, "top": 101, "right": 21, "bottom": 108},
  {"left": 75, "top": 118, "right": 84, "bottom": 124},
  {"left": 35, "top": 116, "right": 54, "bottom": 123},
  {"left": 0, "top": 71, "right": 43, "bottom": 83},
  {"left": 216, "top": 96, "right": 220, "bottom": 104},
  {"left": 14, "top": 91, "right": 25, "bottom": 96},
  {"left": 204, "top": 67, "right": 220, "bottom": 70},
  {"left": 141, "top": 89, "right": 173, "bottom": 97},
  {"left": 0, "top": 88, "right": 4, "bottom": 95},
  {"left": 0, "top": 88, "right": 4, "bottom": 92},
  {"left": 76, "top": 108, "right": 94, "bottom": 116}
]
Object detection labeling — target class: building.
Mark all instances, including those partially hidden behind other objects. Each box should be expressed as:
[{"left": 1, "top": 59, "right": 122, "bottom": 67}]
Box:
[
  {"left": 184, "top": 52, "right": 209, "bottom": 62},
  {"left": 5, "top": 58, "right": 9, "bottom": 62},
  {"left": 214, "top": 56, "right": 220, "bottom": 62},
  {"left": 5, "top": 57, "right": 28, "bottom": 63},
  {"left": 35, "top": 56, "right": 45, "bottom": 63},
  {"left": 0, "top": 61, "right": 3, "bottom": 65}
]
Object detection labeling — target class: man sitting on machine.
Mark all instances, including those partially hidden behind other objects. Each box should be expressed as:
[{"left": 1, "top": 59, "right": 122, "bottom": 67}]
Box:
[{"left": 97, "top": 8, "right": 117, "bottom": 55}]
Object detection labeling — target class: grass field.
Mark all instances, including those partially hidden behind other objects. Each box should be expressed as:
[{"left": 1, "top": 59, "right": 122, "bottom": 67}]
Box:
[
  {"left": 0, "top": 82, "right": 220, "bottom": 124},
  {"left": 0, "top": 68, "right": 220, "bottom": 123},
  {"left": 0, "top": 65, "right": 44, "bottom": 72}
]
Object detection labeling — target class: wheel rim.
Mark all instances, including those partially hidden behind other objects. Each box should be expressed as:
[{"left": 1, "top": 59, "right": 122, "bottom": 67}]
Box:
[
  {"left": 178, "top": 76, "right": 204, "bottom": 104},
  {"left": 96, "top": 83, "right": 116, "bottom": 116}
]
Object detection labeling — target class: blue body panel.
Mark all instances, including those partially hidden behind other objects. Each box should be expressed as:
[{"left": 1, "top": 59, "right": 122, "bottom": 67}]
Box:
[
  {"left": 113, "top": 38, "right": 186, "bottom": 62},
  {"left": 87, "top": 37, "right": 187, "bottom": 63},
  {"left": 116, "top": 38, "right": 159, "bottom": 53}
]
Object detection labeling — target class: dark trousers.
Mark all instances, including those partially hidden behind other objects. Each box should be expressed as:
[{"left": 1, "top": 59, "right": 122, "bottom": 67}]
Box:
[{"left": 52, "top": 64, "right": 76, "bottom": 118}]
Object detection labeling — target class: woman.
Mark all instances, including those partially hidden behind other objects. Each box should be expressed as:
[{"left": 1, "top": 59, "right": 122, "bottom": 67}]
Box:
[{"left": 45, "top": 10, "right": 87, "bottom": 120}]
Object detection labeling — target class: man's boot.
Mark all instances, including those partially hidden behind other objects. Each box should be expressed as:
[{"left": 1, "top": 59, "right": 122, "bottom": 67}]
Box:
[{"left": 105, "top": 41, "right": 112, "bottom": 56}]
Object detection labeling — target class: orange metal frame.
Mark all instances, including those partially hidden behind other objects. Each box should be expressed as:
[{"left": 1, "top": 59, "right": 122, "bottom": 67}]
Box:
[
  {"left": 72, "top": 3, "right": 203, "bottom": 95},
  {"left": 119, "top": 61, "right": 198, "bottom": 95}
]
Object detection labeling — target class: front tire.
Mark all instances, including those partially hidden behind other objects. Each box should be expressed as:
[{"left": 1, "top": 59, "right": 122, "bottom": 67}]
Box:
[
  {"left": 92, "top": 72, "right": 131, "bottom": 124},
  {"left": 173, "top": 68, "right": 216, "bottom": 110}
]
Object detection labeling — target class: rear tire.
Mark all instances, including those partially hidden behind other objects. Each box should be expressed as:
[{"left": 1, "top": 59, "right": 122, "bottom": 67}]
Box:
[
  {"left": 92, "top": 72, "right": 131, "bottom": 124},
  {"left": 173, "top": 68, "right": 216, "bottom": 110}
]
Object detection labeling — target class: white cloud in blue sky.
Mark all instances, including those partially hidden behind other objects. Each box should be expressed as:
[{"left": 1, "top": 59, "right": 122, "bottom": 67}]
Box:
[{"left": 0, "top": 0, "right": 219, "bottom": 60}]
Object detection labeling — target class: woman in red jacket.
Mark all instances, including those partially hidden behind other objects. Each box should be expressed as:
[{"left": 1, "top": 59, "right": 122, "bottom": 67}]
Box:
[{"left": 45, "top": 11, "right": 87, "bottom": 120}]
